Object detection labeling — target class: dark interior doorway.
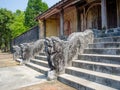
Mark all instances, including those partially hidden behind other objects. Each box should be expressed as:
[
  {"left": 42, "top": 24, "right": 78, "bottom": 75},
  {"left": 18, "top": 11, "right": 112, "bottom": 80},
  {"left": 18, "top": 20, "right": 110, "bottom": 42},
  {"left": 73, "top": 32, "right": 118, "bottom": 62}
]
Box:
[
  {"left": 86, "top": 5, "right": 101, "bottom": 30},
  {"left": 107, "top": 0, "right": 117, "bottom": 28}
]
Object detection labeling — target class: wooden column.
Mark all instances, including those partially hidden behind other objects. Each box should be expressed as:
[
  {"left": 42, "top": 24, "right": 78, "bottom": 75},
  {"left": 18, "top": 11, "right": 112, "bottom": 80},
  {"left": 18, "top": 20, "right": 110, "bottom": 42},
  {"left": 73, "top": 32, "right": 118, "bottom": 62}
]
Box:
[
  {"left": 43, "top": 19, "right": 46, "bottom": 38},
  {"left": 60, "top": 9, "right": 64, "bottom": 37},
  {"left": 76, "top": 7, "right": 81, "bottom": 32},
  {"left": 117, "top": 0, "right": 120, "bottom": 27},
  {"left": 101, "top": 0, "right": 107, "bottom": 29},
  {"left": 83, "top": 7, "right": 86, "bottom": 31},
  {"left": 37, "top": 25, "right": 40, "bottom": 39}
]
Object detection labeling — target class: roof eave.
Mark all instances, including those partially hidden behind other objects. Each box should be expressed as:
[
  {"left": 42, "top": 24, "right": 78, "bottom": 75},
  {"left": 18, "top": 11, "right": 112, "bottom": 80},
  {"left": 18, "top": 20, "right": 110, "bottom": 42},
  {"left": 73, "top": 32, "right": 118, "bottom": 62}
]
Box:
[{"left": 36, "top": 0, "right": 83, "bottom": 21}]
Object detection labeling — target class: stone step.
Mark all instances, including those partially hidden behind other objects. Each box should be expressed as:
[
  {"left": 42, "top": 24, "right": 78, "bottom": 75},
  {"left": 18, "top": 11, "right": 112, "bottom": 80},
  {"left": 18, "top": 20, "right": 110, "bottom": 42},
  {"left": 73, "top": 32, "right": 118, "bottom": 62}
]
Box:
[
  {"left": 72, "top": 60, "right": 120, "bottom": 76},
  {"left": 25, "top": 62, "right": 49, "bottom": 75},
  {"left": 89, "top": 42, "right": 120, "bottom": 48},
  {"left": 104, "top": 30, "right": 120, "bottom": 37},
  {"left": 93, "top": 29, "right": 120, "bottom": 38},
  {"left": 65, "top": 67, "right": 120, "bottom": 89},
  {"left": 35, "top": 55, "right": 47, "bottom": 61},
  {"left": 78, "top": 54, "right": 120, "bottom": 64},
  {"left": 39, "top": 52, "right": 46, "bottom": 56},
  {"left": 58, "top": 74, "right": 116, "bottom": 90},
  {"left": 84, "top": 48, "right": 120, "bottom": 55},
  {"left": 94, "top": 36, "right": 120, "bottom": 43},
  {"left": 30, "top": 59, "right": 48, "bottom": 68}
]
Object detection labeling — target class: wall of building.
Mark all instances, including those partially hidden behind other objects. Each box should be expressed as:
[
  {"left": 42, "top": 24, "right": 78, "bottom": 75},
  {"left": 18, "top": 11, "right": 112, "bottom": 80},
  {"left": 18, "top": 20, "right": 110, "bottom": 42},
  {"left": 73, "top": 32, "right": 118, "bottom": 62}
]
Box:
[
  {"left": 39, "top": 20, "right": 44, "bottom": 39},
  {"left": 38, "top": 0, "right": 120, "bottom": 39},
  {"left": 46, "top": 18, "right": 59, "bottom": 37},
  {"left": 12, "top": 26, "right": 39, "bottom": 46},
  {"left": 39, "top": 18, "right": 59, "bottom": 38},
  {"left": 64, "top": 6, "right": 77, "bottom": 36}
]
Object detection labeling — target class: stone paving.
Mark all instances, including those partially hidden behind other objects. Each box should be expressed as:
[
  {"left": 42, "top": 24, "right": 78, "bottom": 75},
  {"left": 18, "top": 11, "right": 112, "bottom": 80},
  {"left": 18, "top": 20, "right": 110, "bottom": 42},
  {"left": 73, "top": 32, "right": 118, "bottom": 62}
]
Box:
[
  {"left": 0, "top": 51, "right": 75, "bottom": 90},
  {"left": 0, "top": 66, "right": 47, "bottom": 90},
  {"left": 18, "top": 81, "right": 75, "bottom": 90}
]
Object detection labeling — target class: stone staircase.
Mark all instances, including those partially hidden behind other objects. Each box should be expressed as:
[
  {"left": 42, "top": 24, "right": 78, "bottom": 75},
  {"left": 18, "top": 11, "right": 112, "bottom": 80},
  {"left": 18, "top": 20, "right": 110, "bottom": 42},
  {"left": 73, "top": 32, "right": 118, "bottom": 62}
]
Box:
[
  {"left": 58, "top": 35, "right": 120, "bottom": 90},
  {"left": 25, "top": 30, "right": 120, "bottom": 90},
  {"left": 26, "top": 53, "right": 49, "bottom": 75}
]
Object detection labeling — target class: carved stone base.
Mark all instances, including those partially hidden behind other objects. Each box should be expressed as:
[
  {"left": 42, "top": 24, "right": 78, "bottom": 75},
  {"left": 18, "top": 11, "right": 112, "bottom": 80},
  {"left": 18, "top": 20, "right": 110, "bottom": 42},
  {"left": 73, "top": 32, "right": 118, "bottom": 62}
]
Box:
[
  {"left": 16, "top": 58, "right": 23, "bottom": 65},
  {"left": 47, "top": 70, "right": 57, "bottom": 81}
]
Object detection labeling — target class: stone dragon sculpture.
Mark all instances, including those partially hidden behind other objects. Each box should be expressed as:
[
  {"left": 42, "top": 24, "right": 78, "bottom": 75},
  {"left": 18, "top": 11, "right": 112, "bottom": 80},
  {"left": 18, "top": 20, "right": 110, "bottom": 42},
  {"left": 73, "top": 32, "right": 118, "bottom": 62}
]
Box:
[{"left": 13, "top": 29, "right": 94, "bottom": 74}]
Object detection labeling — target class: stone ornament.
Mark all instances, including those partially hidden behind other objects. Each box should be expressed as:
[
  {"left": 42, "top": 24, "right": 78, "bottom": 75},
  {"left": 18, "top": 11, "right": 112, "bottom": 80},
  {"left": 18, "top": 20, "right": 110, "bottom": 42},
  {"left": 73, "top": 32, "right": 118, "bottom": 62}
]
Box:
[{"left": 13, "top": 29, "right": 94, "bottom": 75}]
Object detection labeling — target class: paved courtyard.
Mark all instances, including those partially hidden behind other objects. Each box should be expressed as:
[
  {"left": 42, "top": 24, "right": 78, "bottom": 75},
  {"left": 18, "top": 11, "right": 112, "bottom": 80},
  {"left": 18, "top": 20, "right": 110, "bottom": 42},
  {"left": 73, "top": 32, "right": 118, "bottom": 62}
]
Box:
[
  {"left": 0, "top": 66, "right": 47, "bottom": 90},
  {"left": 0, "top": 52, "right": 47, "bottom": 90},
  {"left": 0, "top": 52, "right": 75, "bottom": 90}
]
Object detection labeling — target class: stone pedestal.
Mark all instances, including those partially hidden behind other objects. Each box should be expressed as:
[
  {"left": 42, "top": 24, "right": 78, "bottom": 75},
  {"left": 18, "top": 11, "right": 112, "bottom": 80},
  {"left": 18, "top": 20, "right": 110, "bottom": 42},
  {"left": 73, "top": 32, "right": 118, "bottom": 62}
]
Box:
[
  {"left": 16, "top": 58, "right": 23, "bottom": 65},
  {"left": 47, "top": 70, "right": 57, "bottom": 81}
]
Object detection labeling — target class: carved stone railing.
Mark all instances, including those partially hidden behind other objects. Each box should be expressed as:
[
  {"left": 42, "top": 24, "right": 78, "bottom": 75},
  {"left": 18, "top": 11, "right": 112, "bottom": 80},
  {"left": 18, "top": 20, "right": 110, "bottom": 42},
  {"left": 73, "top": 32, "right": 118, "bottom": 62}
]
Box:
[
  {"left": 93, "top": 27, "right": 120, "bottom": 38},
  {"left": 13, "top": 29, "right": 94, "bottom": 75},
  {"left": 13, "top": 39, "right": 45, "bottom": 64},
  {"left": 46, "top": 29, "right": 94, "bottom": 80}
]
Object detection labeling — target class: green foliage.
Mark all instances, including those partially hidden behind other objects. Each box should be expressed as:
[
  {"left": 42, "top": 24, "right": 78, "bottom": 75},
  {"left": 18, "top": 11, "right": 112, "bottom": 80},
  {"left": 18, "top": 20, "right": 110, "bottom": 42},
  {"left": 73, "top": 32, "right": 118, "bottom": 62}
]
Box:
[
  {"left": 10, "top": 10, "right": 28, "bottom": 39},
  {"left": 0, "top": 9, "right": 28, "bottom": 52},
  {"left": 0, "top": 8, "right": 13, "bottom": 51},
  {"left": 0, "top": 0, "right": 48, "bottom": 52},
  {"left": 25, "top": 0, "right": 48, "bottom": 28}
]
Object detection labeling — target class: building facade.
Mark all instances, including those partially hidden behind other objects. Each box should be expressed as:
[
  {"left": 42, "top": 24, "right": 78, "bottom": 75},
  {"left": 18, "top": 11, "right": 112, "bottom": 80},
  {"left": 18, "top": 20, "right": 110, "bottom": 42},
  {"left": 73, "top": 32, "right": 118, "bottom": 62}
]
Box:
[{"left": 36, "top": 0, "right": 120, "bottom": 38}]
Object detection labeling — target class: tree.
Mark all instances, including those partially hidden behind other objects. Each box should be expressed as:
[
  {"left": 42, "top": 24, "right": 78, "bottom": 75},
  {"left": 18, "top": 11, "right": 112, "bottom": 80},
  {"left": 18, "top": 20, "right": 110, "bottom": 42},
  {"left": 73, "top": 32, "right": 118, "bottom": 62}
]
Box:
[
  {"left": 25, "top": 0, "right": 48, "bottom": 28},
  {"left": 0, "top": 8, "right": 13, "bottom": 51},
  {"left": 10, "top": 10, "right": 27, "bottom": 39}
]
